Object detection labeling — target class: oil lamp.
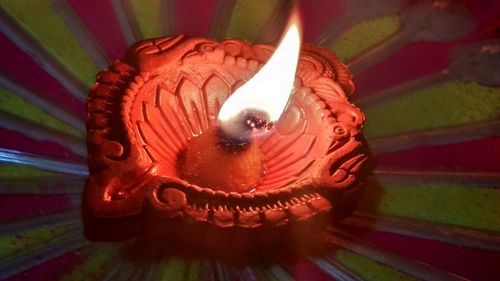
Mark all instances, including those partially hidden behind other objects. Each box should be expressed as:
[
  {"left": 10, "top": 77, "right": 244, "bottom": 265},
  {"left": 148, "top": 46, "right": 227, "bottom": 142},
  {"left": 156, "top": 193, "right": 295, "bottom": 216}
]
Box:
[
  {"left": 83, "top": 12, "right": 371, "bottom": 246},
  {"left": 179, "top": 16, "right": 301, "bottom": 194}
]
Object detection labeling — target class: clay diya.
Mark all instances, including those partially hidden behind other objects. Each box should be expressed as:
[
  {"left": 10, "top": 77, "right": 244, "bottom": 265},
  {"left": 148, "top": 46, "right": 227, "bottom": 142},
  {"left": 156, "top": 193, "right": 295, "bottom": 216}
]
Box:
[{"left": 84, "top": 17, "right": 371, "bottom": 247}]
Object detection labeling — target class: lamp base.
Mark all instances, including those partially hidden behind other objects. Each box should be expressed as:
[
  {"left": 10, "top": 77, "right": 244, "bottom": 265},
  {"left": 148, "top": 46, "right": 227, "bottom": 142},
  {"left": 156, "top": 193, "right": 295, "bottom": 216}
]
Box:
[
  {"left": 84, "top": 35, "right": 371, "bottom": 242},
  {"left": 178, "top": 127, "right": 264, "bottom": 193}
]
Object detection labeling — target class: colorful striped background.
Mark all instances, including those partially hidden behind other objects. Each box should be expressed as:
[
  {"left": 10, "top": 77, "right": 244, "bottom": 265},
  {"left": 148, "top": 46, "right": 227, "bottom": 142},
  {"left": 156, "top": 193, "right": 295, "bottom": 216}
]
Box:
[{"left": 0, "top": 0, "right": 499, "bottom": 280}]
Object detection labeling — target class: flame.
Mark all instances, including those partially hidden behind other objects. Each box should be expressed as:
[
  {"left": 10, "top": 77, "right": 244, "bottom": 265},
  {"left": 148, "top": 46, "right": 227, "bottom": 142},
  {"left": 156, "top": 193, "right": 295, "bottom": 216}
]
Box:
[{"left": 218, "top": 12, "right": 302, "bottom": 129}]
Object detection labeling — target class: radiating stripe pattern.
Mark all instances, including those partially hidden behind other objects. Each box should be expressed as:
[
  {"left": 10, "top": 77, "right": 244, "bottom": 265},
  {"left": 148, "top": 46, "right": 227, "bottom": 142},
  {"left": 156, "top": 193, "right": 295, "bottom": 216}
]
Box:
[{"left": 0, "top": 0, "right": 499, "bottom": 280}]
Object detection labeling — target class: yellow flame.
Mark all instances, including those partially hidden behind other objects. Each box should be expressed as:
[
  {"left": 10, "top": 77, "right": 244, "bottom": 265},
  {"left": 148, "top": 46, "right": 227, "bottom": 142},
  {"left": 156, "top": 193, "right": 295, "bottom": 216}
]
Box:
[{"left": 218, "top": 12, "right": 302, "bottom": 125}]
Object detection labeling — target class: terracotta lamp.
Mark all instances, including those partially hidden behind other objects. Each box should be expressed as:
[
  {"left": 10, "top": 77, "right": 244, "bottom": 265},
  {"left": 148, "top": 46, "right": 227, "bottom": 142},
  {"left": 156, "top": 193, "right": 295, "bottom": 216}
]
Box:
[{"left": 84, "top": 14, "right": 371, "bottom": 247}]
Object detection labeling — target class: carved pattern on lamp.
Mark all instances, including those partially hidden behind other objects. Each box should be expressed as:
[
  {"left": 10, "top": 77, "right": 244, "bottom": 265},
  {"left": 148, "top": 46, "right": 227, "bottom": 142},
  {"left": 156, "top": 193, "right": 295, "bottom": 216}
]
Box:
[{"left": 84, "top": 35, "right": 371, "bottom": 239}]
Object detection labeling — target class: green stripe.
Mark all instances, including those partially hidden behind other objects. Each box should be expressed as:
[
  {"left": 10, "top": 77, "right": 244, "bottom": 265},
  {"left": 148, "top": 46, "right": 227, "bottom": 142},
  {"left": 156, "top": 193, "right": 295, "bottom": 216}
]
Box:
[
  {"left": 0, "top": 164, "right": 59, "bottom": 178},
  {"left": 225, "top": 0, "right": 280, "bottom": 42},
  {"left": 336, "top": 250, "right": 418, "bottom": 281},
  {"left": 331, "top": 16, "right": 401, "bottom": 62},
  {"left": 59, "top": 246, "right": 118, "bottom": 281},
  {"left": 185, "top": 260, "right": 201, "bottom": 281},
  {"left": 0, "top": 1, "right": 99, "bottom": 86},
  {"left": 364, "top": 82, "right": 500, "bottom": 139},
  {"left": 127, "top": 0, "right": 163, "bottom": 39},
  {"left": 0, "top": 88, "right": 82, "bottom": 138},
  {"left": 0, "top": 226, "right": 66, "bottom": 259},
  {"left": 357, "top": 180, "right": 500, "bottom": 232},
  {"left": 153, "top": 258, "right": 186, "bottom": 280}
]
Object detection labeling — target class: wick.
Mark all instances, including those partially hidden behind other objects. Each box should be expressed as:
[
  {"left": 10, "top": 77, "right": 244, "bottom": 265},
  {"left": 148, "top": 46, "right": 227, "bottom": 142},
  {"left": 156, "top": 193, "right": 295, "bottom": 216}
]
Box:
[
  {"left": 244, "top": 112, "right": 273, "bottom": 131},
  {"left": 217, "top": 111, "right": 273, "bottom": 153}
]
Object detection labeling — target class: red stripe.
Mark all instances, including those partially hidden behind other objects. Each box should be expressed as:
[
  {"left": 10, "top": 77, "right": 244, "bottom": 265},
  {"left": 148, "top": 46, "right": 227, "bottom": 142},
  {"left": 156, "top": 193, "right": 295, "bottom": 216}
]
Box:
[
  {"left": 375, "top": 137, "right": 500, "bottom": 173},
  {"left": 0, "top": 128, "right": 83, "bottom": 161},
  {"left": 0, "top": 195, "right": 75, "bottom": 223},
  {"left": 67, "top": 0, "right": 129, "bottom": 60},
  {"left": 298, "top": 0, "right": 342, "bottom": 43},
  {"left": 175, "top": 0, "right": 217, "bottom": 37},
  {"left": 0, "top": 33, "right": 84, "bottom": 117},
  {"left": 342, "top": 225, "right": 500, "bottom": 281}
]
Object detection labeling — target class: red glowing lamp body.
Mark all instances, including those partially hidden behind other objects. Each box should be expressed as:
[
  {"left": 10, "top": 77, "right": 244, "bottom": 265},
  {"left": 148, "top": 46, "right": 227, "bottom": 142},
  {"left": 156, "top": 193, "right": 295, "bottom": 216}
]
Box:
[{"left": 84, "top": 35, "right": 370, "bottom": 242}]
